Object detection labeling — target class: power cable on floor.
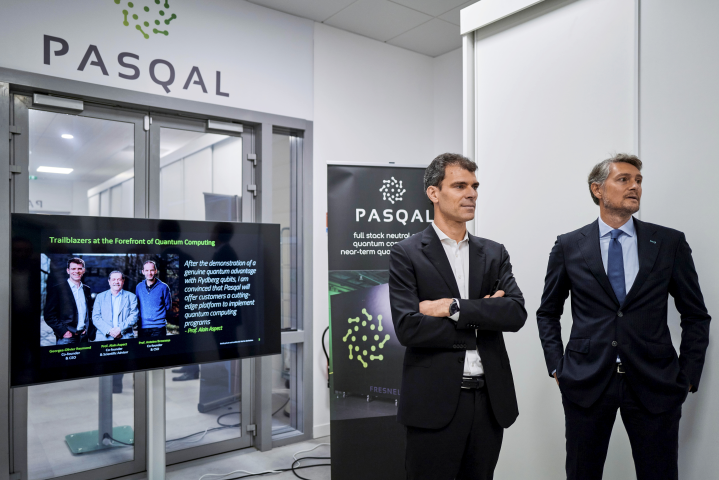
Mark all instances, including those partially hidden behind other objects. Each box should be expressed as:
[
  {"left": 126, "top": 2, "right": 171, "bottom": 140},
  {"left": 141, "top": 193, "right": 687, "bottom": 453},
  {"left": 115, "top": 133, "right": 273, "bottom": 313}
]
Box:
[{"left": 197, "top": 444, "right": 331, "bottom": 480}]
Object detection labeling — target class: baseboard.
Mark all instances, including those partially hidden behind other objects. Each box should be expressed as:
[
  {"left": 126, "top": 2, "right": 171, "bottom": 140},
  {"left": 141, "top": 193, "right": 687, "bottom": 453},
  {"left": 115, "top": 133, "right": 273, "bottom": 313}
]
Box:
[{"left": 313, "top": 422, "right": 331, "bottom": 439}]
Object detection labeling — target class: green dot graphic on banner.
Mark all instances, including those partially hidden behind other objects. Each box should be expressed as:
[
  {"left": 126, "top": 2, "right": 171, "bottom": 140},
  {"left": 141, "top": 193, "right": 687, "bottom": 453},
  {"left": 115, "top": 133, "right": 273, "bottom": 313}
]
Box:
[{"left": 342, "top": 308, "right": 389, "bottom": 368}]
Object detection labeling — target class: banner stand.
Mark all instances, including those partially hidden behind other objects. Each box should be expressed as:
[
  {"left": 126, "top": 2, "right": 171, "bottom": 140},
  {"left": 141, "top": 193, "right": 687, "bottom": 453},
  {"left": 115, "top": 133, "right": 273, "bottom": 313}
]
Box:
[{"left": 328, "top": 163, "right": 429, "bottom": 480}]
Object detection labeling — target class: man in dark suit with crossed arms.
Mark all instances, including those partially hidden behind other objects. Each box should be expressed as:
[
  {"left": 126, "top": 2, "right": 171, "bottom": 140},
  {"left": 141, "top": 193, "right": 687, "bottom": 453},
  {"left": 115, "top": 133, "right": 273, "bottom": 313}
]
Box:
[
  {"left": 537, "top": 154, "right": 711, "bottom": 480},
  {"left": 389, "top": 153, "right": 527, "bottom": 480}
]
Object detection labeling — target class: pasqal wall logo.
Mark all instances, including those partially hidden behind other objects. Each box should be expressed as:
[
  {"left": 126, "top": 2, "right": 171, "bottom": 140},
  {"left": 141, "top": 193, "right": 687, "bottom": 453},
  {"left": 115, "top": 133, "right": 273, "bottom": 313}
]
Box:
[
  {"left": 41, "top": 0, "right": 230, "bottom": 96},
  {"left": 113, "top": 0, "right": 178, "bottom": 40}
]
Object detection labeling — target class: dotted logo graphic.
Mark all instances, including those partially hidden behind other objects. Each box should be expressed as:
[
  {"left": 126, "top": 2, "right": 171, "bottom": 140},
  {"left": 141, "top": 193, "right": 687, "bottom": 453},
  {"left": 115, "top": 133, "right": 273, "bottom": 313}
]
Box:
[
  {"left": 114, "top": 0, "right": 178, "bottom": 39},
  {"left": 379, "top": 177, "right": 406, "bottom": 204},
  {"left": 342, "top": 308, "right": 391, "bottom": 369}
]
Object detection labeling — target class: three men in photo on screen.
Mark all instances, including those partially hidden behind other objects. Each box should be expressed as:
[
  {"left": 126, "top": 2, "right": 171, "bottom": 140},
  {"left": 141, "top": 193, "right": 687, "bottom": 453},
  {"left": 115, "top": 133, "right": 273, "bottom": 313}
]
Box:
[{"left": 43, "top": 257, "right": 172, "bottom": 345}]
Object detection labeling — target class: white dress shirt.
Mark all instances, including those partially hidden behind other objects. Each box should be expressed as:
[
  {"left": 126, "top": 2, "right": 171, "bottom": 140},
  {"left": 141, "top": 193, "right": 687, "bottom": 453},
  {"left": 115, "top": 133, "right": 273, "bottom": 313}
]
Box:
[
  {"left": 111, "top": 291, "right": 123, "bottom": 329},
  {"left": 67, "top": 278, "right": 87, "bottom": 331},
  {"left": 431, "top": 222, "right": 484, "bottom": 376}
]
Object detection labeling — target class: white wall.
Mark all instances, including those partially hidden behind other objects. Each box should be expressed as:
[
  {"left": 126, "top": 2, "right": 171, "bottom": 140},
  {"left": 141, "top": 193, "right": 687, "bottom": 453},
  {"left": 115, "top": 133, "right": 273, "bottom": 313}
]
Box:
[
  {"left": 0, "top": 0, "right": 314, "bottom": 120},
  {"left": 640, "top": 1, "right": 719, "bottom": 478},
  {"left": 433, "top": 48, "right": 463, "bottom": 156},
  {"left": 470, "top": 0, "right": 637, "bottom": 478},
  {"left": 312, "top": 23, "right": 463, "bottom": 437}
]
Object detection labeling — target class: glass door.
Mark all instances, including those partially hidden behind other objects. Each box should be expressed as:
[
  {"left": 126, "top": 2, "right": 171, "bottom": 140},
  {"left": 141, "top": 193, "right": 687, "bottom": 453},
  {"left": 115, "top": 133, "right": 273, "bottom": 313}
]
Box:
[
  {"left": 148, "top": 114, "right": 254, "bottom": 463},
  {"left": 10, "top": 94, "right": 147, "bottom": 480}
]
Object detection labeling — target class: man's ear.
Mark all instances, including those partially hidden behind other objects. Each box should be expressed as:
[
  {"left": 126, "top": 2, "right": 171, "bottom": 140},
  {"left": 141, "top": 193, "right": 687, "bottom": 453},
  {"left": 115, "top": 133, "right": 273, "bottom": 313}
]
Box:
[
  {"left": 426, "top": 186, "right": 439, "bottom": 204},
  {"left": 590, "top": 183, "right": 603, "bottom": 201}
]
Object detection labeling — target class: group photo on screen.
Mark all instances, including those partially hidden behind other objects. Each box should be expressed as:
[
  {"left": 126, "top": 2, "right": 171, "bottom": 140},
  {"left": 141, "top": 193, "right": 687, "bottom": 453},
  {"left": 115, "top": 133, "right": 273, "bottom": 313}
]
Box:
[{"left": 40, "top": 253, "right": 181, "bottom": 346}]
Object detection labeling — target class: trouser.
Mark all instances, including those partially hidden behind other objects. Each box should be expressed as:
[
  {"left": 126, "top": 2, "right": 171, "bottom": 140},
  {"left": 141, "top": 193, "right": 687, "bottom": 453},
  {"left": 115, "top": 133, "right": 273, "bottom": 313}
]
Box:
[
  {"left": 56, "top": 331, "right": 88, "bottom": 345},
  {"left": 563, "top": 369, "right": 681, "bottom": 480},
  {"left": 138, "top": 326, "right": 167, "bottom": 338},
  {"left": 405, "top": 383, "right": 503, "bottom": 480}
]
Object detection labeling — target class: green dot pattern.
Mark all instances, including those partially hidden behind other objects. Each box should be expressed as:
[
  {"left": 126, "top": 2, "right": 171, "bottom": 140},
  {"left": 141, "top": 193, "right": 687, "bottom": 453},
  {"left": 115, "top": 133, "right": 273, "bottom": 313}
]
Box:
[
  {"left": 341, "top": 309, "right": 392, "bottom": 368},
  {"left": 116, "top": 0, "right": 178, "bottom": 39}
]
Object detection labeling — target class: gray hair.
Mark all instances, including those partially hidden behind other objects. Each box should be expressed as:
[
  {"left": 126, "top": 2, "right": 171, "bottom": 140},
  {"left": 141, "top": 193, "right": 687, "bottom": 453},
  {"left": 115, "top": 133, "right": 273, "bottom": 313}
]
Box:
[
  {"left": 587, "top": 153, "right": 643, "bottom": 205},
  {"left": 108, "top": 270, "right": 124, "bottom": 280},
  {"left": 424, "top": 153, "right": 478, "bottom": 195}
]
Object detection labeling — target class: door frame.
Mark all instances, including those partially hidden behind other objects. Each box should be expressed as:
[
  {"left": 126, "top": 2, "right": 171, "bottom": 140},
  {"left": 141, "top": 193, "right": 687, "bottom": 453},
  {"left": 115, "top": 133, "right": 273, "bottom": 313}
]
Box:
[{"left": 0, "top": 67, "right": 314, "bottom": 480}]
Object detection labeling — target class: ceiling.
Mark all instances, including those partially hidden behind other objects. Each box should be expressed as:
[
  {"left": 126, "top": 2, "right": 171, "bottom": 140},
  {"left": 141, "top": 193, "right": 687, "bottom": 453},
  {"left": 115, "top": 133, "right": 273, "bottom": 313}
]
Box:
[{"left": 246, "top": 0, "right": 480, "bottom": 57}]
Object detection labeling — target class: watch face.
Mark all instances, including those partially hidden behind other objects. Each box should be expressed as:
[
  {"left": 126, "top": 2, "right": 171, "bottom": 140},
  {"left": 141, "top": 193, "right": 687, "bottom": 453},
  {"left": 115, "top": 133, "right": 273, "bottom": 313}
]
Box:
[{"left": 450, "top": 300, "right": 459, "bottom": 315}]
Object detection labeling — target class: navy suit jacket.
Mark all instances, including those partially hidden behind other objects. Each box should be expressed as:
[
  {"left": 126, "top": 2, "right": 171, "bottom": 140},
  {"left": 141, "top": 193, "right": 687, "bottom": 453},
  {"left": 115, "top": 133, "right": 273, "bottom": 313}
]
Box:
[
  {"left": 537, "top": 218, "right": 711, "bottom": 414},
  {"left": 389, "top": 226, "right": 527, "bottom": 429}
]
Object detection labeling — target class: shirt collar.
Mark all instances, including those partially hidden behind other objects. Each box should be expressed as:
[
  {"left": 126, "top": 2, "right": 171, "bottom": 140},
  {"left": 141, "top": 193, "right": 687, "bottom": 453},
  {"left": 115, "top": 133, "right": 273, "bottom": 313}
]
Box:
[
  {"left": 598, "top": 216, "right": 635, "bottom": 238},
  {"left": 67, "top": 278, "right": 83, "bottom": 290},
  {"left": 432, "top": 222, "right": 469, "bottom": 245}
]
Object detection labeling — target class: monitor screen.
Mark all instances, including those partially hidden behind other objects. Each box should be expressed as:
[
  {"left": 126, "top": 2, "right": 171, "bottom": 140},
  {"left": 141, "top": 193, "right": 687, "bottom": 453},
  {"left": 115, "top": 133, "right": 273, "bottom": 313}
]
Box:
[{"left": 11, "top": 213, "right": 281, "bottom": 387}]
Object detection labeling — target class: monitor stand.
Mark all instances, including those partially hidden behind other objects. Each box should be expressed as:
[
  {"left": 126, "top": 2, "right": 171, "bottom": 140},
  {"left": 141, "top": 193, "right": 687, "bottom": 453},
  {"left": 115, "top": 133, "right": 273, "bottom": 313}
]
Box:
[{"left": 64, "top": 375, "right": 134, "bottom": 454}]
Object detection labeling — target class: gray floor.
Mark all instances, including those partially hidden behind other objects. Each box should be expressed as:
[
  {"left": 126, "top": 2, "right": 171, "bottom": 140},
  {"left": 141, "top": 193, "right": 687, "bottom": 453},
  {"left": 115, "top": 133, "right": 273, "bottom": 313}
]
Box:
[
  {"left": 27, "top": 369, "right": 298, "bottom": 480},
  {"left": 162, "top": 436, "right": 331, "bottom": 480}
]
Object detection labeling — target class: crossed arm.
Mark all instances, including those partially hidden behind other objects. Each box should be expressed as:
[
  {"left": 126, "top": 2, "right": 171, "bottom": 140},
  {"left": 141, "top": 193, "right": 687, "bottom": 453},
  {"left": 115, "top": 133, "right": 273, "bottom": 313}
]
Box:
[{"left": 389, "top": 243, "right": 526, "bottom": 350}]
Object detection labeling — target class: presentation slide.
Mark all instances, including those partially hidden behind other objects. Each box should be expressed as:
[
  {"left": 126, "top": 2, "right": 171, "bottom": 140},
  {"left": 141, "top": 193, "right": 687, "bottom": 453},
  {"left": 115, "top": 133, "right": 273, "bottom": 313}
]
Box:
[{"left": 11, "top": 214, "right": 280, "bottom": 387}]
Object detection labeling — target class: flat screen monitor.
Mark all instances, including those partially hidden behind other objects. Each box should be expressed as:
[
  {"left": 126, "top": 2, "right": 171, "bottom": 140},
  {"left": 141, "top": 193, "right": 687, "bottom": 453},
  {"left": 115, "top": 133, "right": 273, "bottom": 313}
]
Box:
[{"left": 11, "top": 213, "right": 281, "bottom": 387}]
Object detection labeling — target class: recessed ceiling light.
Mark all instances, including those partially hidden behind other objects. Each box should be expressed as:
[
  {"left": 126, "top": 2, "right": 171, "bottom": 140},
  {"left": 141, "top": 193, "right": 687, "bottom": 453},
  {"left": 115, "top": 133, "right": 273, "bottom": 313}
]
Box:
[
  {"left": 37, "top": 166, "right": 73, "bottom": 174},
  {"left": 61, "top": 134, "right": 74, "bottom": 139}
]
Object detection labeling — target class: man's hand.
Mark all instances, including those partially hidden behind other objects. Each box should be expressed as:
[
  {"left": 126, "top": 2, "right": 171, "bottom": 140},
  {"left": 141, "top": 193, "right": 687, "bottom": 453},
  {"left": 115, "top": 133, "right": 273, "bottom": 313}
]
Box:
[
  {"left": 419, "top": 298, "right": 454, "bottom": 317},
  {"left": 554, "top": 372, "right": 559, "bottom": 386},
  {"left": 483, "top": 290, "right": 505, "bottom": 299},
  {"left": 63, "top": 331, "right": 73, "bottom": 339},
  {"left": 108, "top": 328, "right": 122, "bottom": 339}
]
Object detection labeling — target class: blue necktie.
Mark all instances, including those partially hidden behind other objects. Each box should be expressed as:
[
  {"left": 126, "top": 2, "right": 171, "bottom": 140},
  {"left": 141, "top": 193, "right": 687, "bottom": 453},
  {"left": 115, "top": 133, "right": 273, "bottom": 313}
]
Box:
[{"left": 608, "top": 229, "right": 626, "bottom": 304}]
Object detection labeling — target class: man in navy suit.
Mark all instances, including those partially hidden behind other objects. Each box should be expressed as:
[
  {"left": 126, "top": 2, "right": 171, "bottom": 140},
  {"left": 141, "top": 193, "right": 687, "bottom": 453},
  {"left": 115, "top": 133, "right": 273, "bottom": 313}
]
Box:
[{"left": 537, "top": 154, "right": 711, "bottom": 480}]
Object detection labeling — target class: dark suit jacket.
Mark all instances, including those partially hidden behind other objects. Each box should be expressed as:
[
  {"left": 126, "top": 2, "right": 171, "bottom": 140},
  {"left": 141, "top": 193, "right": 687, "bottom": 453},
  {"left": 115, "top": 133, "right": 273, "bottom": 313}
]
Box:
[
  {"left": 44, "top": 281, "right": 94, "bottom": 340},
  {"left": 537, "top": 218, "right": 711, "bottom": 414},
  {"left": 389, "top": 226, "right": 527, "bottom": 429}
]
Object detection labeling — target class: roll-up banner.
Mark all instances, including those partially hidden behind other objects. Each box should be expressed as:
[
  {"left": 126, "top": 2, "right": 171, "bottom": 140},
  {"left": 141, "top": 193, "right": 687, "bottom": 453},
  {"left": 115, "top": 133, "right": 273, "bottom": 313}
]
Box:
[{"left": 328, "top": 163, "right": 430, "bottom": 480}]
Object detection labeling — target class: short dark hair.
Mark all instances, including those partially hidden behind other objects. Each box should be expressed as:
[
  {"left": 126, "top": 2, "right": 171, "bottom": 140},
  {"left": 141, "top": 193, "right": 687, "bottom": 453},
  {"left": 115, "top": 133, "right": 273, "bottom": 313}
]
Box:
[
  {"left": 587, "top": 153, "right": 643, "bottom": 205},
  {"left": 67, "top": 257, "right": 85, "bottom": 269},
  {"left": 424, "top": 153, "right": 478, "bottom": 194},
  {"left": 143, "top": 260, "right": 157, "bottom": 270}
]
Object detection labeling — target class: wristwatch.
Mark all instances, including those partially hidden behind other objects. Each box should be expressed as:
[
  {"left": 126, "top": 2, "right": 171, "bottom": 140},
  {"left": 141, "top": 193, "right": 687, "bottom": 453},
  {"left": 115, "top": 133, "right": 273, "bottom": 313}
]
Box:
[{"left": 449, "top": 298, "right": 460, "bottom": 317}]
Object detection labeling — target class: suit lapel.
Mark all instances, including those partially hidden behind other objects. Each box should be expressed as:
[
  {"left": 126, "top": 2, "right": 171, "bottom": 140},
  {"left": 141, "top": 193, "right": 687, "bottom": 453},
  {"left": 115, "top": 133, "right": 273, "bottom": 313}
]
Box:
[
  {"left": 622, "top": 218, "right": 660, "bottom": 308},
  {"left": 468, "top": 235, "right": 485, "bottom": 300},
  {"left": 421, "top": 226, "right": 461, "bottom": 298},
  {"left": 578, "top": 220, "right": 620, "bottom": 306}
]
